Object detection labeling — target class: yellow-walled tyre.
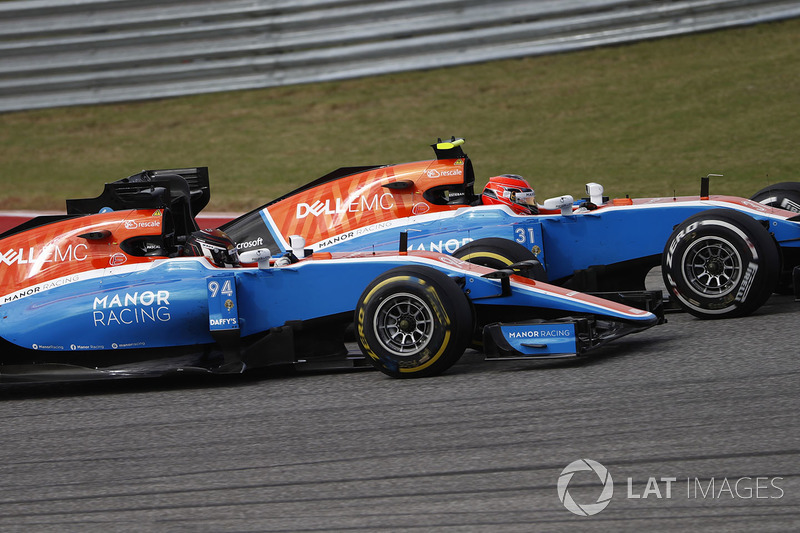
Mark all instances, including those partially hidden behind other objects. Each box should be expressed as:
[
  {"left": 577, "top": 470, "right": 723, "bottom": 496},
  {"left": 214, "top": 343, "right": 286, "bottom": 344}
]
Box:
[
  {"left": 453, "top": 237, "right": 546, "bottom": 280},
  {"left": 356, "top": 266, "right": 473, "bottom": 378}
]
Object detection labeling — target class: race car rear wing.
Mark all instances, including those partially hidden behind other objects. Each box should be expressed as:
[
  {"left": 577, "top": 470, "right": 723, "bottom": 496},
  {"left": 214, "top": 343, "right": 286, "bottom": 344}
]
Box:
[
  {"left": 66, "top": 167, "right": 210, "bottom": 217},
  {"left": 0, "top": 167, "right": 211, "bottom": 240},
  {"left": 65, "top": 167, "right": 210, "bottom": 240}
]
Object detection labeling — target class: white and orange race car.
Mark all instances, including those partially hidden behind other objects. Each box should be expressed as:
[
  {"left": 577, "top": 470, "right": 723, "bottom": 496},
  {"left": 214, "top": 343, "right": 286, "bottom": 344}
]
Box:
[
  {"left": 0, "top": 169, "right": 660, "bottom": 382},
  {"left": 223, "top": 138, "right": 800, "bottom": 319}
]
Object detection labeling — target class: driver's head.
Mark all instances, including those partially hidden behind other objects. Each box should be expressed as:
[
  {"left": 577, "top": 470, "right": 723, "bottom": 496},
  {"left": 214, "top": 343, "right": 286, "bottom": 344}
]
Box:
[
  {"left": 481, "top": 175, "right": 537, "bottom": 215},
  {"left": 184, "top": 228, "right": 240, "bottom": 267}
]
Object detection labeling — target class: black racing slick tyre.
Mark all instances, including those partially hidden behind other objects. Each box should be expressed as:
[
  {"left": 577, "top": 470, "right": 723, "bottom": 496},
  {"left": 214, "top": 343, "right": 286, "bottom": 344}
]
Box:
[
  {"left": 662, "top": 209, "right": 780, "bottom": 319},
  {"left": 750, "top": 182, "right": 800, "bottom": 213},
  {"left": 453, "top": 237, "right": 546, "bottom": 280},
  {"left": 356, "top": 266, "right": 473, "bottom": 378}
]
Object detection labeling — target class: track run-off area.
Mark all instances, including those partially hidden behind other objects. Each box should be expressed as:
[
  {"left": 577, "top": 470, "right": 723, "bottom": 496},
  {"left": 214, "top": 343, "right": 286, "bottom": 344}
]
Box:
[{"left": 0, "top": 294, "right": 797, "bottom": 532}]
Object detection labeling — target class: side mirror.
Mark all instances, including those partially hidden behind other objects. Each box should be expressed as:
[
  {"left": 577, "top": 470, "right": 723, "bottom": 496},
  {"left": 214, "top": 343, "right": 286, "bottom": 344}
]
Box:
[
  {"left": 585, "top": 182, "right": 604, "bottom": 205},
  {"left": 240, "top": 248, "right": 272, "bottom": 269},
  {"left": 289, "top": 235, "right": 307, "bottom": 259},
  {"left": 543, "top": 195, "right": 575, "bottom": 216}
]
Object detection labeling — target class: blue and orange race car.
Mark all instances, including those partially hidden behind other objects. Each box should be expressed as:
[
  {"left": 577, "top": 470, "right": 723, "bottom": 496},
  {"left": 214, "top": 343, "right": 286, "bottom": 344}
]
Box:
[
  {"left": 0, "top": 169, "right": 660, "bottom": 382},
  {"left": 223, "top": 138, "right": 800, "bottom": 319}
]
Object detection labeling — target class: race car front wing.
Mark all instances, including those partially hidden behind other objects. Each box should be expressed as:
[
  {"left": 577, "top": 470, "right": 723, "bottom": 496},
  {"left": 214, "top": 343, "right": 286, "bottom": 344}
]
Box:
[{"left": 482, "top": 316, "right": 652, "bottom": 360}]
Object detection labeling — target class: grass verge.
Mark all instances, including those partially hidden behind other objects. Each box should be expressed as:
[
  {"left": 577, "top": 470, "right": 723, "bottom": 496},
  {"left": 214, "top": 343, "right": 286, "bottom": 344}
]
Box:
[{"left": 0, "top": 18, "right": 798, "bottom": 212}]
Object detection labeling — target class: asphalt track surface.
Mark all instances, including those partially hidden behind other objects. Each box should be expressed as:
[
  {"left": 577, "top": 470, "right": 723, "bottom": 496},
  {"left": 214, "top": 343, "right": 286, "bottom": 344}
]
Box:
[{"left": 0, "top": 296, "right": 798, "bottom": 532}]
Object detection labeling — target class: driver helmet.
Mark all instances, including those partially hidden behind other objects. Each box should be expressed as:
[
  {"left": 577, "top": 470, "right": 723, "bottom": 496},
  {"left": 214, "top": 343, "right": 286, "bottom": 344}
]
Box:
[
  {"left": 481, "top": 175, "right": 537, "bottom": 215},
  {"left": 184, "top": 228, "right": 240, "bottom": 268}
]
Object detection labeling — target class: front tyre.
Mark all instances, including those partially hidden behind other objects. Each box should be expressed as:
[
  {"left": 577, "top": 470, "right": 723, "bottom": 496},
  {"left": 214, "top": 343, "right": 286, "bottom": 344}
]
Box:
[
  {"left": 356, "top": 266, "right": 473, "bottom": 378},
  {"left": 662, "top": 209, "right": 779, "bottom": 319},
  {"left": 750, "top": 182, "right": 800, "bottom": 213},
  {"left": 453, "top": 237, "right": 546, "bottom": 280}
]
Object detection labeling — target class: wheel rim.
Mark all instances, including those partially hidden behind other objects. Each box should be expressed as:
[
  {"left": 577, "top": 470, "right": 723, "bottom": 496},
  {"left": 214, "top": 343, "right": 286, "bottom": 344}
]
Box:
[
  {"left": 681, "top": 236, "right": 742, "bottom": 296},
  {"left": 373, "top": 292, "right": 434, "bottom": 356}
]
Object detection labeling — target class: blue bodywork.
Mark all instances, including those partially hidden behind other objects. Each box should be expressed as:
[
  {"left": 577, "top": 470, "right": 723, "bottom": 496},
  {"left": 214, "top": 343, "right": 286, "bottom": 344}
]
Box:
[
  {"left": 219, "top": 139, "right": 800, "bottom": 298},
  {"left": 0, "top": 248, "right": 660, "bottom": 381},
  {"left": 229, "top": 200, "right": 800, "bottom": 287},
  {"left": 0, "top": 163, "right": 665, "bottom": 382}
]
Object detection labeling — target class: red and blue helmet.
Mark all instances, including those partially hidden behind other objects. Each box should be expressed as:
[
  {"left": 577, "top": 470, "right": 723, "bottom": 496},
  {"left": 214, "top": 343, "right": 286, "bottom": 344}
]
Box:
[{"left": 481, "top": 175, "right": 537, "bottom": 215}]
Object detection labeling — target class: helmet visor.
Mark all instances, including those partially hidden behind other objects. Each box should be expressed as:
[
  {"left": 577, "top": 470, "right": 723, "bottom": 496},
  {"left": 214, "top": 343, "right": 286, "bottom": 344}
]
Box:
[
  {"left": 507, "top": 189, "right": 536, "bottom": 208},
  {"left": 202, "top": 242, "right": 239, "bottom": 267}
]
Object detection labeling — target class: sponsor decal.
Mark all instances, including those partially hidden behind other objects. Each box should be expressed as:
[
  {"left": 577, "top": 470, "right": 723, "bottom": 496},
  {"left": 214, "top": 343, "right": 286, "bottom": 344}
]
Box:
[
  {"left": 412, "top": 203, "right": 430, "bottom": 215},
  {"left": 312, "top": 220, "right": 401, "bottom": 250},
  {"left": 209, "top": 317, "right": 237, "bottom": 327},
  {"left": 507, "top": 328, "right": 572, "bottom": 339},
  {"left": 315, "top": 231, "right": 355, "bottom": 248},
  {"left": 92, "top": 290, "right": 171, "bottom": 327},
  {"left": 426, "top": 169, "right": 462, "bottom": 178},
  {"left": 4, "top": 286, "right": 40, "bottom": 302},
  {"left": 0, "top": 244, "right": 89, "bottom": 266},
  {"left": 124, "top": 219, "right": 161, "bottom": 230},
  {"left": 236, "top": 236, "right": 264, "bottom": 250},
  {"left": 296, "top": 193, "right": 395, "bottom": 219},
  {"left": 32, "top": 343, "right": 65, "bottom": 350},
  {"left": 2, "top": 275, "right": 83, "bottom": 303},
  {"left": 503, "top": 323, "right": 578, "bottom": 354},
  {"left": 407, "top": 238, "right": 473, "bottom": 254},
  {"left": 112, "top": 341, "right": 145, "bottom": 349},
  {"left": 225, "top": 211, "right": 281, "bottom": 252},
  {"left": 109, "top": 253, "right": 127, "bottom": 266}
]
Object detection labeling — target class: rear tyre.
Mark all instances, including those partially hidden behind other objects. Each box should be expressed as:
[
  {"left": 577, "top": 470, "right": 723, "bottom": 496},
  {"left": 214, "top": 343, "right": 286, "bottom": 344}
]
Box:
[
  {"left": 356, "top": 266, "right": 473, "bottom": 378},
  {"left": 662, "top": 209, "right": 780, "bottom": 319},
  {"left": 750, "top": 182, "right": 800, "bottom": 213},
  {"left": 453, "top": 237, "right": 546, "bottom": 280}
]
